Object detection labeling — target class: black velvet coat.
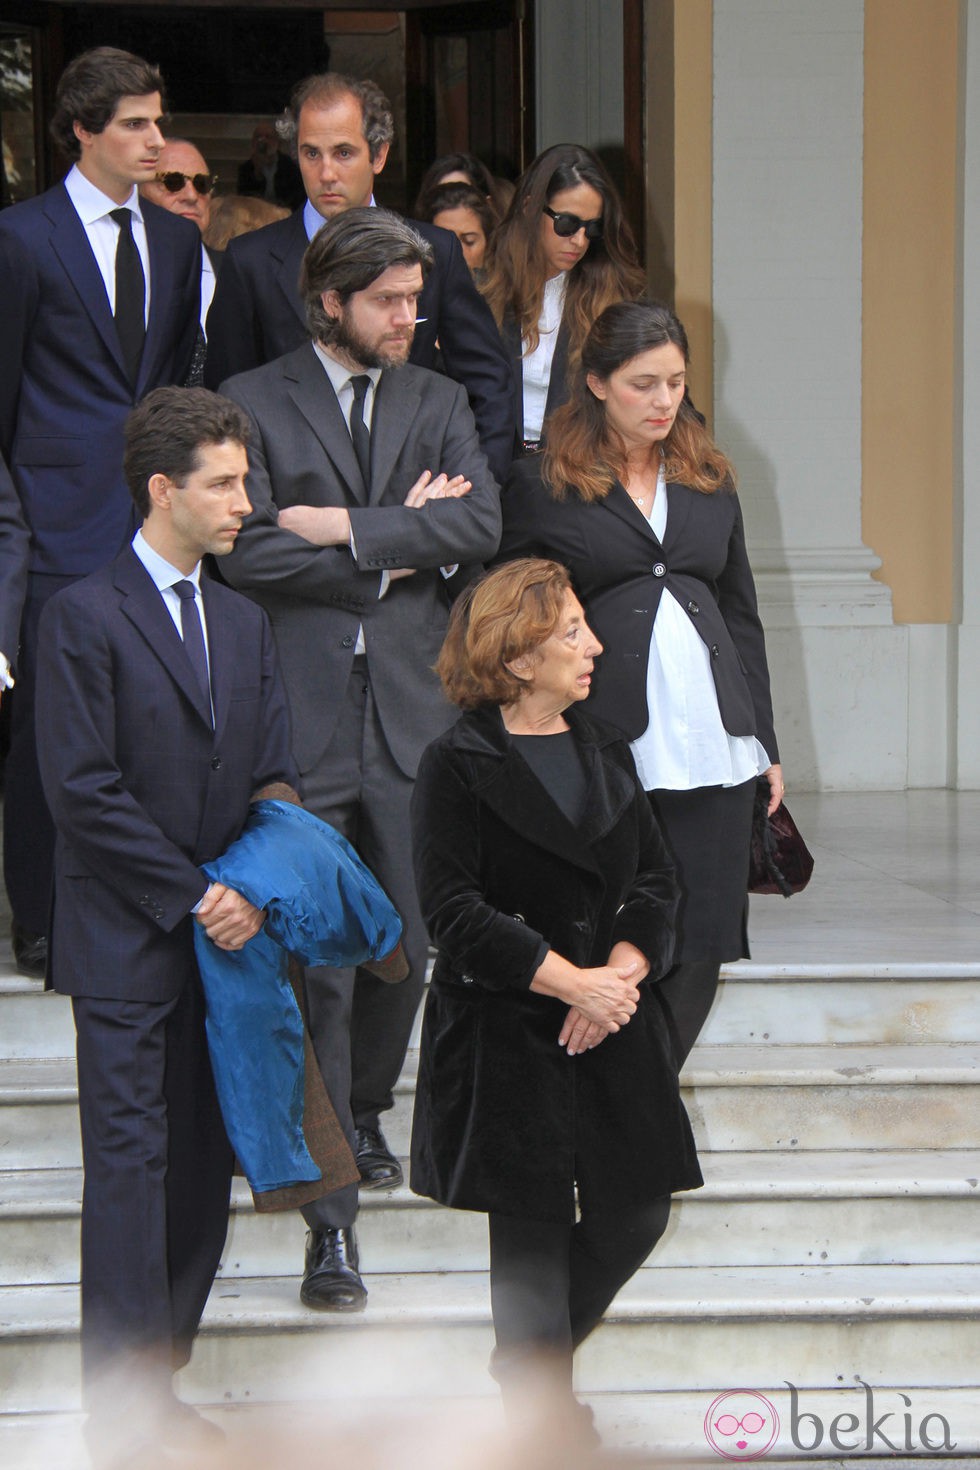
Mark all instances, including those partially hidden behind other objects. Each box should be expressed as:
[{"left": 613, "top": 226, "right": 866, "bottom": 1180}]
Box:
[{"left": 409, "top": 704, "right": 703, "bottom": 1223}]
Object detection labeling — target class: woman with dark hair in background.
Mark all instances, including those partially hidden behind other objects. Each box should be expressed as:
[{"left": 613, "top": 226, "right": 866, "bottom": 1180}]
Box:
[
  {"left": 497, "top": 301, "right": 783, "bottom": 1062},
  {"left": 415, "top": 181, "right": 495, "bottom": 277},
  {"left": 481, "top": 143, "right": 645, "bottom": 458},
  {"left": 413, "top": 149, "right": 512, "bottom": 220},
  {"left": 410, "top": 557, "right": 700, "bottom": 1438}
]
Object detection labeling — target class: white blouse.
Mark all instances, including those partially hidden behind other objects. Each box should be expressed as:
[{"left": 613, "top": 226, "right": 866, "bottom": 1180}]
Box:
[
  {"left": 629, "top": 467, "right": 771, "bottom": 793},
  {"left": 521, "top": 274, "right": 567, "bottom": 443}
]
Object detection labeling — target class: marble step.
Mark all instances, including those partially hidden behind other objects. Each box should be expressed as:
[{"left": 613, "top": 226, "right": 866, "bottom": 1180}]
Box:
[
  {"left": 3, "top": 1150, "right": 978, "bottom": 1286},
  {"left": 1, "top": 1389, "right": 976, "bottom": 1468},
  {"left": 5, "top": 964, "right": 980, "bottom": 1061},
  {"left": 2, "top": 1264, "right": 977, "bottom": 1416},
  {"left": 2, "top": 1044, "right": 979, "bottom": 1170}
]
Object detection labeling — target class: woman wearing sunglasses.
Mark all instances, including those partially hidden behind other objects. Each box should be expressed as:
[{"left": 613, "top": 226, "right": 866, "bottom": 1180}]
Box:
[{"left": 481, "top": 143, "right": 645, "bottom": 459}]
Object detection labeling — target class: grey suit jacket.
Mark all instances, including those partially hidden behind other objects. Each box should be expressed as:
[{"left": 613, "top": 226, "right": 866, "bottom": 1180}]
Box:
[{"left": 220, "top": 344, "right": 502, "bottom": 777}]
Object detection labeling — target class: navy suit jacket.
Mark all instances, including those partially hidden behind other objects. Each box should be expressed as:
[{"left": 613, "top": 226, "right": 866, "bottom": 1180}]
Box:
[
  {"left": 203, "top": 210, "right": 515, "bottom": 481},
  {"left": 35, "top": 547, "right": 297, "bottom": 1002},
  {"left": 0, "top": 183, "right": 200, "bottom": 577},
  {"left": 0, "top": 453, "right": 29, "bottom": 666}
]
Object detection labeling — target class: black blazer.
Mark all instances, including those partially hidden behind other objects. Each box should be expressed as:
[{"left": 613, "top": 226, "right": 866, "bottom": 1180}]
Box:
[
  {"left": 409, "top": 702, "right": 701, "bottom": 1222},
  {"left": 497, "top": 456, "right": 779, "bottom": 762},
  {"left": 203, "top": 210, "right": 514, "bottom": 481}
]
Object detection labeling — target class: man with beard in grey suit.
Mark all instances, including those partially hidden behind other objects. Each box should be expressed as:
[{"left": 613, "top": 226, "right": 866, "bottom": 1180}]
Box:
[{"left": 220, "top": 207, "right": 500, "bottom": 1310}]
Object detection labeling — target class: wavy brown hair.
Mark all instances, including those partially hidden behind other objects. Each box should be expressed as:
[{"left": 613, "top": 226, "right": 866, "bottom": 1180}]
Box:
[
  {"left": 543, "top": 301, "right": 735, "bottom": 502},
  {"left": 480, "top": 144, "right": 645, "bottom": 365},
  {"left": 436, "top": 560, "right": 573, "bottom": 711}
]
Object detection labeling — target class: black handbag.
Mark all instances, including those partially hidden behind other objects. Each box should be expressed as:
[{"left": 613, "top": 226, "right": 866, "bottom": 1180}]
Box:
[{"left": 748, "top": 777, "right": 814, "bottom": 896}]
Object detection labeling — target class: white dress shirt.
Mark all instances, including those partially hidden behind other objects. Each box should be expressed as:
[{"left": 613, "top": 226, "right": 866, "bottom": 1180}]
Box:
[
  {"left": 132, "top": 529, "right": 211, "bottom": 677},
  {"left": 64, "top": 166, "right": 151, "bottom": 322},
  {"left": 200, "top": 242, "right": 216, "bottom": 333},
  {"left": 629, "top": 467, "right": 771, "bottom": 792},
  {"left": 522, "top": 273, "right": 567, "bottom": 443}
]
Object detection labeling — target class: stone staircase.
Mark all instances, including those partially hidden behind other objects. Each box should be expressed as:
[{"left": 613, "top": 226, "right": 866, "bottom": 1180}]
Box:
[{"left": 1, "top": 958, "right": 979, "bottom": 1465}]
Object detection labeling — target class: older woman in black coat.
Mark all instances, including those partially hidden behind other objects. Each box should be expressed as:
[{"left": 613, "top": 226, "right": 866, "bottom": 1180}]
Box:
[
  {"left": 496, "top": 301, "right": 783, "bottom": 1063},
  {"left": 410, "top": 558, "right": 702, "bottom": 1428}
]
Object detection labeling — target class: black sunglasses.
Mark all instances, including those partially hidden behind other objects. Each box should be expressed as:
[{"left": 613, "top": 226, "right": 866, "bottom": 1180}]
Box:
[
  {"left": 155, "top": 170, "right": 217, "bottom": 197},
  {"left": 543, "top": 205, "right": 603, "bottom": 241}
]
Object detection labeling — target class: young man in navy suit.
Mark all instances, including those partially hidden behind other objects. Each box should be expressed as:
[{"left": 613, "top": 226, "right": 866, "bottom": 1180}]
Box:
[
  {"left": 0, "top": 47, "right": 201, "bottom": 978},
  {"left": 35, "top": 388, "right": 296, "bottom": 1470},
  {"left": 204, "top": 71, "right": 514, "bottom": 481}
]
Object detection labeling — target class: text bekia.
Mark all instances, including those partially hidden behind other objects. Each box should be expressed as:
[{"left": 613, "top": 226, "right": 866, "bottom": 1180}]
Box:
[{"left": 787, "top": 1380, "right": 956, "bottom": 1453}]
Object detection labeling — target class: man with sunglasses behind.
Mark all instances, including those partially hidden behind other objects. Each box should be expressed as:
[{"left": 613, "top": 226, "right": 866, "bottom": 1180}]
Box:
[
  {"left": 0, "top": 47, "right": 200, "bottom": 983},
  {"left": 141, "top": 139, "right": 221, "bottom": 350}
]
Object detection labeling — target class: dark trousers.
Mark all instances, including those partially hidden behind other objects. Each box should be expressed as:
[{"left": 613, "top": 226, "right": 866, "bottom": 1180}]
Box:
[
  {"left": 300, "top": 664, "right": 430, "bottom": 1231},
  {"left": 487, "top": 1195, "right": 671, "bottom": 1382},
  {"left": 72, "top": 975, "right": 233, "bottom": 1415},
  {"left": 3, "top": 573, "right": 75, "bottom": 934},
  {"left": 657, "top": 958, "right": 722, "bottom": 1066}
]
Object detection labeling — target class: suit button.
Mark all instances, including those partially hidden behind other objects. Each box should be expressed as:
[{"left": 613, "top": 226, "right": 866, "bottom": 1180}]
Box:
[
  {"left": 687, "top": 600, "right": 700, "bottom": 615},
  {"left": 210, "top": 755, "right": 222, "bottom": 770},
  {"left": 341, "top": 635, "right": 354, "bottom": 648},
  {"left": 710, "top": 644, "right": 720, "bottom": 658},
  {"left": 652, "top": 562, "right": 667, "bottom": 578},
  {"left": 461, "top": 973, "right": 474, "bottom": 985}
]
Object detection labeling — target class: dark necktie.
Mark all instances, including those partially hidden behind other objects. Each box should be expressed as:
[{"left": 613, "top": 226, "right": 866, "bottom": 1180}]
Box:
[
  {"left": 173, "top": 580, "right": 211, "bottom": 717},
  {"left": 110, "top": 207, "right": 146, "bottom": 385},
  {"left": 348, "top": 374, "right": 372, "bottom": 490}
]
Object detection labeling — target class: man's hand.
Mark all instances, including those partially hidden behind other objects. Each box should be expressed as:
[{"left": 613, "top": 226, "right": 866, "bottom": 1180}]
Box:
[
  {"left": 403, "top": 470, "right": 472, "bottom": 508},
  {"left": 277, "top": 504, "right": 351, "bottom": 546},
  {"left": 196, "top": 882, "right": 266, "bottom": 951}
]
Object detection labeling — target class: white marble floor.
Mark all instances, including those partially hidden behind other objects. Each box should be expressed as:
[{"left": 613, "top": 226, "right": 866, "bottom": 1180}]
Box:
[{"left": 743, "top": 791, "right": 980, "bottom": 968}]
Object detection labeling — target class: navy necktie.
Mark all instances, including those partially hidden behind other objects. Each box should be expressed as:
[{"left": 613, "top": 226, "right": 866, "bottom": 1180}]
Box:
[
  {"left": 348, "top": 374, "right": 372, "bottom": 490},
  {"left": 110, "top": 207, "right": 145, "bottom": 386},
  {"left": 173, "top": 581, "right": 211, "bottom": 716}
]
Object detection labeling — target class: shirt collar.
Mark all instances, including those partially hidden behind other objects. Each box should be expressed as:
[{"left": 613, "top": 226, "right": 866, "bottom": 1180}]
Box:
[
  {"left": 132, "top": 529, "right": 202, "bottom": 592},
  {"left": 303, "top": 193, "right": 378, "bottom": 242},
  {"left": 312, "top": 340, "right": 382, "bottom": 395},
  {"left": 65, "top": 164, "right": 144, "bottom": 227}
]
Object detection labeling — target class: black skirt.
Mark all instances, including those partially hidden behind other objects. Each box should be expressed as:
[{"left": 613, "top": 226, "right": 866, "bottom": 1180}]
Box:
[{"left": 648, "top": 777, "right": 756, "bottom": 964}]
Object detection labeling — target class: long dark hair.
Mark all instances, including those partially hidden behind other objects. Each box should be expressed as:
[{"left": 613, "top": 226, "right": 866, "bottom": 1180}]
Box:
[
  {"left": 481, "top": 143, "right": 645, "bottom": 365},
  {"left": 543, "top": 300, "right": 735, "bottom": 501}
]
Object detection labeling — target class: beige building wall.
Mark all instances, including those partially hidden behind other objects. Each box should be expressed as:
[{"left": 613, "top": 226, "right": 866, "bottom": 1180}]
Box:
[{"left": 862, "top": 0, "right": 960, "bottom": 624}]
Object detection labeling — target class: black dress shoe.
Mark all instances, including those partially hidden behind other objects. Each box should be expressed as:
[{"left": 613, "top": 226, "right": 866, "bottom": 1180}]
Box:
[
  {"left": 11, "top": 922, "right": 46, "bottom": 980},
  {"left": 300, "top": 1226, "right": 367, "bottom": 1312},
  {"left": 354, "top": 1124, "right": 403, "bottom": 1190}
]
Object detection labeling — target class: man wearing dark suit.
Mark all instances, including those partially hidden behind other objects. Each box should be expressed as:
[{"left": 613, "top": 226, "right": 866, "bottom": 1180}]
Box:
[
  {"left": 0, "top": 48, "right": 200, "bottom": 979},
  {"left": 220, "top": 207, "right": 501, "bottom": 1311},
  {"left": 140, "top": 138, "right": 222, "bottom": 335},
  {"left": 204, "top": 72, "right": 514, "bottom": 482},
  {"left": 35, "top": 387, "right": 296, "bottom": 1470}
]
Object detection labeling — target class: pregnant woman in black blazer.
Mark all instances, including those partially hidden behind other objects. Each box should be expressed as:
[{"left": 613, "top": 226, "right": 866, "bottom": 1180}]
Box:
[{"left": 497, "top": 300, "right": 784, "bottom": 1060}]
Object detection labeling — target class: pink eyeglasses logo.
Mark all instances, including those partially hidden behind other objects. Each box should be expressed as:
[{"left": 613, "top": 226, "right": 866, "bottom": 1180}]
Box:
[{"left": 704, "top": 1390, "right": 781, "bottom": 1459}]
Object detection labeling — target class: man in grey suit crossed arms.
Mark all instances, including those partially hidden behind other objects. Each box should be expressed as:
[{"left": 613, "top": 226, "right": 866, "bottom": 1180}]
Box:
[{"left": 220, "top": 208, "right": 500, "bottom": 1310}]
